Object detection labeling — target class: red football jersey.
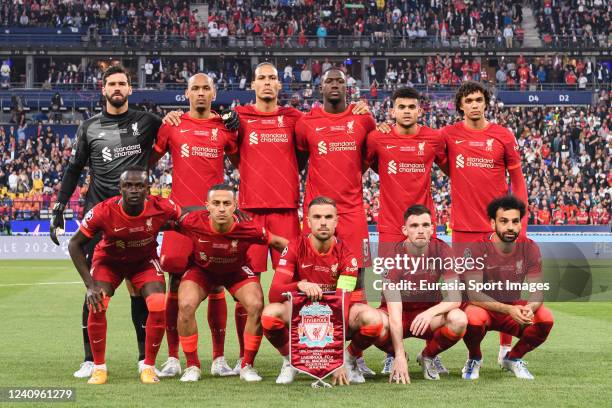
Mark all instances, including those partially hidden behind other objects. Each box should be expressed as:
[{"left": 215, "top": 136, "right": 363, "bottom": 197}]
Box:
[
  {"left": 465, "top": 235, "right": 542, "bottom": 303},
  {"left": 177, "top": 211, "right": 270, "bottom": 275},
  {"left": 366, "top": 125, "right": 446, "bottom": 235},
  {"left": 443, "top": 121, "right": 521, "bottom": 232},
  {"left": 381, "top": 238, "right": 455, "bottom": 310},
  {"left": 154, "top": 113, "right": 238, "bottom": 207},
  {"left": 235, "top": 105, "right": 303, "bottom": 209},
  {"left": 296, "top": 105, "right": 376, "bottom": 213},
  {"left": 80, "top": 195, "right": 180, "bottom": 263},
  {"left": 270, "top": 235, "right": 358, "bottom": 300},
  {"left": 576, "top": 209, "right": 589, "bottom": 225}
]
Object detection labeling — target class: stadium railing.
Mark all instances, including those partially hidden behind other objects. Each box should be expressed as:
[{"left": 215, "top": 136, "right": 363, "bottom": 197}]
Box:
[
  {"left": 0, "top": 34, "right": 608, "bottom": 51},
  {"left": 3, "top": 81, "right": 609, "bottom": 93}
]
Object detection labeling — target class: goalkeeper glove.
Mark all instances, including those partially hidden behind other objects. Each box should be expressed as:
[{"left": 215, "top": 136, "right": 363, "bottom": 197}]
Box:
[
  {"left": 50, "top": 202, "right": 66, "bottom": 246},
  {"left": 221, "top": 109, "right": 240, "bottom": 131}
]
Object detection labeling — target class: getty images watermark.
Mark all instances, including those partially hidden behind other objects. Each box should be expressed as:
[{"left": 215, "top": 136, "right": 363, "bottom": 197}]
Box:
[{"left": 370, "top": 254, "right": 551, "bottom": 294}]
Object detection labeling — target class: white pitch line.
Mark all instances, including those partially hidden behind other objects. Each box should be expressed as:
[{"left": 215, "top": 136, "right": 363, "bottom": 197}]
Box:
[{"left": 0, "top": 281, "right": 82, "bottom": 287}]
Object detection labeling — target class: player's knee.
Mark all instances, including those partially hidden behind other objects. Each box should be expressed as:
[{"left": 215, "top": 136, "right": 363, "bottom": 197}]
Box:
[
  {"left": 261, "top": 314, "right": 286, "bottom": 330},
  {"left": 446, "top": 309, "right": 468, "bottom": 334},
  {"left": 359, "top": 307, "right": 382, "bottom": 328},
  {"left": 534, "top": 305, "right": 554, "bottom": 325},
  {"left": 465, "top": 305, "right": 488, "bottom": 326},
  {"left": 262, "top": 303, "right": 282, "bottom": 319},
  {"left": 178, "top": 298, "right": 198, "bottom": 319},
  {"left": 244, "top": 297, "right": 264, "bottom": 317},
  {"left": 145, "top": 292, "right": 166, "bottom": 312}
]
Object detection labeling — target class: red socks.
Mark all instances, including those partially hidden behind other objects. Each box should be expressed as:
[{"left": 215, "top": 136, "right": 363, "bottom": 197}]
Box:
[
  {"left": 87, "top": 296, "right": 110, "bottom": 365},
  {"left": 235, "top": 302, "right": 248, "bottom": 358},
  {"left": 348, "top": 323, "right": 383, "bottom": 357},
  {"left": 262, "top": 315, "right": 289, "bottom": 356},
  {"left": 208, "top": 291, "right": 227, "bottom": 360},
  {"left": 179, "top": 333, "right": 200, "bottom": 368},
  {"left": 422, "top": 326, "right": 465, "bottom": 358},
  {"left": 242, "top": 333, "right": 262, "bottom": 367},
  {"left": 500, "top": 332, "right": 513, "bottom": 347},
  {"left": 508, "top": 321, "right": 553, "bottom": 359},
  {"left": 165, "top": 292, "right": 180, "bottom": 359},
  {"left": 144, "top": 293, "right": 166, "bottom": 366}
]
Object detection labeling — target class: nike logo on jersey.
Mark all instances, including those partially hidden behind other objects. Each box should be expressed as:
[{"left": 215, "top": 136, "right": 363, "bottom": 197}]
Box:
[
  {"left": 301, "top": 264, "right": 313, "bottom": 268},
  {"left": 114, "top": 227, "right": 126, "bottom": 232},
  {"left": 93, "top": 339, "right": 104, "bottom": 344},
  {"left": 386, "top": 145, "right": 397, "bottom": 149},
  {"left": 180, "top": 129, "right": 190, "bottom": 133},
  {"left": 152, "top": 343, "right": 161, "bottom": 347},
  {"left": 455, "top": 140, "right": 465, "bottom": 144},
  {"left": 198, "top": 239, "right": 210, "bottom": 243},
  {"left": 247, "top": 119, "right": 258, "bottom": 123},
  {"left": 315, "top": 127, "right": 326, "bottom": 131}
]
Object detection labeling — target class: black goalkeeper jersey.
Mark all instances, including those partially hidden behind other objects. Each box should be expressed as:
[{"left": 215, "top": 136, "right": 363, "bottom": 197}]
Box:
[{"left": 63, "top": 108, "right": 161, "bottom": 209}]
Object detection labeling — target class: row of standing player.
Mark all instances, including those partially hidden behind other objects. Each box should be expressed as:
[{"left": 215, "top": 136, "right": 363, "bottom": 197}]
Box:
[{"left": 50, "top": 62, "right": 530, "bottom": 383}]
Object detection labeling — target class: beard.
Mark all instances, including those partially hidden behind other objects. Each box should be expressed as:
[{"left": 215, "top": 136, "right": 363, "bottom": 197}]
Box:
[
  {"left": 195, "top": 105, "right": 206, "bottom": 114},
  {"left": 105, "top": 93, "right": 128, "bottom": 109},
  {"left": 496, "top": 228, "right": 518, "bottom": 243}
]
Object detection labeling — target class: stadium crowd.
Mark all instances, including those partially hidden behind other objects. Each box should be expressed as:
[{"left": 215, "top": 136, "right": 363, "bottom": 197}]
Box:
[
  {"left": 380, "top": 54, "right": 611, "bottom": 90},
  {"left": 532, "top": 0, "right": 611, "bottom": 47},
  {"left": 3, "top": 53, "right": 611, "bottom": 93},
  {"left": 1, "top": 0, "right": 529, "bottom": 48},
  {"left": 0, "top": 96, "right": 609, "bottom": 229}
]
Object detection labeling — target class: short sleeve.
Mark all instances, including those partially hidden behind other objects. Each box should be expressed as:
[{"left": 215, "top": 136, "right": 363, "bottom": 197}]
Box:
[
  {"left": 433, "top": 132, "right": 448, "bottom": 166},
  {"left": 339, "top": 244, "right": 359, "bottom": 278},
  {"left": 79, "top": 203, "right": 104, "bottom": 238},
  {"left": 177, "top": 211, "right": 198, "bottom": 234},
  {"left": 295, "top": 117, "right": 309, "bottom": 151},
  {"left": 361, "top": 114, "right": 377, "bottom": 134},
  {"left": 503, "top": 128, "right": 521, "bottom": 170},
  {"left": 365, "top": 130, "right": 379, "bottom": 167},
  {"left": 224, "top": 130, "right": 238, "bottom": 154},
  {"left": 162, "top": 198, "right": 181, "bottom": 221},
  {"left": 526, "top": 241, "right": 543, "bottom": 279},
  {"left": 237, "top": 220, "right": 269, "bottom": 245},
  {"left": 276, "top": 241, "right": 297, "bottom": 278},
  {"left": 154, "top": 123, "right": 171, "bottom": 154}
]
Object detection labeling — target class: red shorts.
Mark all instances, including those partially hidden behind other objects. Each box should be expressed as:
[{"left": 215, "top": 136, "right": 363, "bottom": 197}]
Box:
[
  {"left": 159, "top": 231, "right": 194, "bottom": 274},
  {"left": 464, "top": 300, "right": 554, "bottom": 337},
  {"left": 303, "top": 209, "right": 371, "bottom": 267},
  {"left": 245, "top": 208, "right": 300, "bottom": 273},
  {"left": 452, "top": 230, "right": 492, "bottom": 258},
  {"left": 182, "top": 264, "right": 259, "bottom": 296},
  {"left": 91, "top": 257, "right": 165, "bottom": 291},
  {"left": 378, "top": 304, "right": 434, "bottom": 340}
]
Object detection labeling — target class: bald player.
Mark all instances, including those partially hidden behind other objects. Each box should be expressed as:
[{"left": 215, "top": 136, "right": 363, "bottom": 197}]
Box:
[{"left": 149, "top": 73, "right": 239, "bottom": 378}]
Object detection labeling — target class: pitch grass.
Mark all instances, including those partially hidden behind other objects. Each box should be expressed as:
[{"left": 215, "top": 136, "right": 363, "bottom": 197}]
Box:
[{"left": 0, "top": 260, "right": 610, "bottom": 408}]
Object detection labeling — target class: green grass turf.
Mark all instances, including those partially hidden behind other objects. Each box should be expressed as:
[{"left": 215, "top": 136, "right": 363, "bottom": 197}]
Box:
[{"left": 0, "top": 260, "right": 611, "bottom": 408}]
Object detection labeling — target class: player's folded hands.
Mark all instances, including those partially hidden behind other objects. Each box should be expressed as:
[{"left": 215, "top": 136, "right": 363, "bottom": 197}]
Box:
[{"left": 509, "top": 305, "right": 532, "bottom": 325}]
